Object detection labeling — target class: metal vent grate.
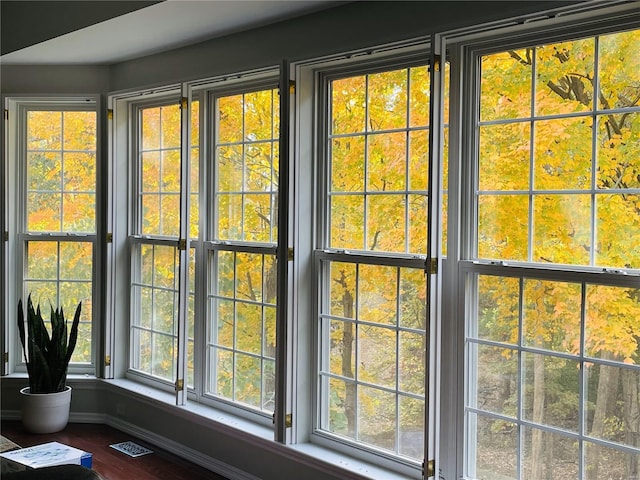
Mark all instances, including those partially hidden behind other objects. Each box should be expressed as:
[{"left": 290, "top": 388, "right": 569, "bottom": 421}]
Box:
[{"left": 109, "top": 441, "right": 153, "bottom": 458}]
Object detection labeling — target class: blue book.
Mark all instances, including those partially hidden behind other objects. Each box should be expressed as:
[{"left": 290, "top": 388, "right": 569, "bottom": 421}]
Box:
[{"left": 0, "top": 441, "right": 92, "bottom": 469}]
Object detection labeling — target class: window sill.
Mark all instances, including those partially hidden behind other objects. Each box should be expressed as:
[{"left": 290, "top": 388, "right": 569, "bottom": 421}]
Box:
[{"left": 101, "top": 378, "right": 420, "bottom": 480}]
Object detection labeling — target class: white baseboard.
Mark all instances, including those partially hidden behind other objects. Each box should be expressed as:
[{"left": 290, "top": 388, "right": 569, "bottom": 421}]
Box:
[{"left": 105, "top": 415, "right": 263, "bottom": 480}]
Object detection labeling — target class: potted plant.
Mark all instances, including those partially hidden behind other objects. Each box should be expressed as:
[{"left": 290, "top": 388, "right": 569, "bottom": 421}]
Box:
[{"left": 17, "top": 293, "right": 82, "bottom": 433}]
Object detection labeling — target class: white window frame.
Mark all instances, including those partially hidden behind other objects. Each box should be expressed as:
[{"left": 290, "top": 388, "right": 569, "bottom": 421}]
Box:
[
  {"left": 294, "top": 41, "right": 442, "bottom": 479},
  {"left": 107, "top": 70, "right": 285, "bottom": 427},
  {"left": 4, "top": 96, "right": 101, "bottom": 376},
  {"left": 439, "top": 4, "right": 640, "bottom": 479}
]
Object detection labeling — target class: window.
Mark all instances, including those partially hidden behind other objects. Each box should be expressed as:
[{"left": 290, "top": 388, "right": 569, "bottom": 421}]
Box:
[
  {"left": 206, "top": 86, "right": 279, "bottom": 412},
  {"left": 313, "top": 56, "right": 433, "bottom": 468},
  {"left": 130, "top": 101, "right": 183, "bottom": 383},
  {"left": 121, "top": 76, "right": 279, "bottom": 417},
  {"left": 6, "top": 98, "right": 98, "bottom": 369},
  {"left": 464, "top": 27, "right": 640, "bottom": 480}
]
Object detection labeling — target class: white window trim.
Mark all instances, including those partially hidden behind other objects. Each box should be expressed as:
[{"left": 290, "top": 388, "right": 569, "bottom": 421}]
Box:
[
  {"left": 441, "top": 4, "right": 640, "bottom": 479},
  {"left": 294, "top": 40, "right": 438, "bottom": 479},
  {"left": 107, "top": 71, "right": 286, "bottom": 428},
  {"left": 4, "top": 95, "right": 101, "bottom": 377}
]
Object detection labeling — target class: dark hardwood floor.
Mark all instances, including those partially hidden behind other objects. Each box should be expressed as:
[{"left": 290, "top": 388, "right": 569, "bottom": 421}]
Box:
[{"left": 1, "top": 421, "right": 229, "bottom": 480}]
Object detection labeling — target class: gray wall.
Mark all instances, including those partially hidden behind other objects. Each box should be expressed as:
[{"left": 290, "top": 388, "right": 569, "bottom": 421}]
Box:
[{"left": 1, "top": 1, "right": 574, "bottom": 94}]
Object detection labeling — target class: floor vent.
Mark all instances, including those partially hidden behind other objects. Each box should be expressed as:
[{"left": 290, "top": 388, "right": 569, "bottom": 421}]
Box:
[{"left": 110, "top": 441, "right": 154, "bottom": 458}]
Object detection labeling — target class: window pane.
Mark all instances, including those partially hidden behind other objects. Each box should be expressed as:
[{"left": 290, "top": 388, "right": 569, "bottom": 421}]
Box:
[
  {"left": 478, "top": 194, "right": 529, "bottom": 261},
  {"left": 585, "top": 363, "right": 640, "bottom": 449},
  {"left": 367, "top": 132, "right": 406, "bottom": 191},
  {"left": 331, "top": 76, "right": 366, "bottom": 135},
  {"left": 535, "top": 38, "right": 594, "bottom": 116},
  {"left": 522, "top": 279, "right": 581, "bottom": 353},
  {"left": 470, "top": 343, "right": 518, "bottom": 416},
  {"left": 585, "top": 284, "right": 640, "bottom": 361},
  {"left": 329, "top": 319, "right": 355, "bottom": 378},
  {"left": 598, "top": 29, "right": 640, "bottom": 111},
  {"left": 331, "top": 136, "right": 365, "bottom": 192},
  {"left": 409, "top": 65, "right": 430, "bottom": 128},
  {"left": 480, "top": 49, "right": 532, "bottom": 121},
  {"left": 330, "top": 195, "right": 365, "bottom": 250},
  {"left": 522, "top": 352, "right": 580, "bottom": 431},
  {"left": 399, "top": 395, "right": 424, "bottom": 459},
  {"left": 532, "top": 194, "right": 590, "bottom": 265},
  {"left": 358, "top": 385, "right": 396, "bottom": 451},
  {"left": 585, "top": 441, "right": 640, "bottom": 480},
  {"left": 597, "top": 112, "right": 640, "bottom": 190},
  {"left": 325, "top": 377, "right": 356, "bottom": 439},
  {"left": 366, "top": 194, "right": 406, "bottom": 252},
  {"left": 475, "top": 275, "right": 520, "bottom": 343},
  {"left": 63, "top": 111, "right": 96, "bottom": 150},
  {"left": 468, "top": 413, "right": 518, "bottom": 479},
  {"left": 533, "top": 117, "right": 592, "bottom": 191},
  {"left": 479, "top": 123, "right": 530, "bottom": 191},
  {"left": 522, "top": 427, "right": 578, "bottom": 479},
  {"left": 367, "top": 69, "right": 407, "bottom": 131}
]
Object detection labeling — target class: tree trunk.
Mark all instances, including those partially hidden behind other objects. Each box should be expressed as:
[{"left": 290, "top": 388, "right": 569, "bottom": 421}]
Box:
[
  {"left": 622, "top": 368, "right": 640, "bottom": 479},
  {"left": 340, "top": 277, "right": 356, "bottom": 437},
  {"left": 587, "top": 356, "right": 619, "bottom": 480},
  {"left": 531, "top": 353, "right": 546, "bottom": 480}
]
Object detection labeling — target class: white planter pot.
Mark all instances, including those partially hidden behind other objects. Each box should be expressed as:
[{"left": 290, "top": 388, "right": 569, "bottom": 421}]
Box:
[{"left": 20, "top": 386, "right": 72, "bottom": 434}]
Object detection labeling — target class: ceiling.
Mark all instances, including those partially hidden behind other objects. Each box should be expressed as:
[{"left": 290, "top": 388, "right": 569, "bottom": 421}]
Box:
[{"left": 0, "top": 0, "right": 345, "bottom": 65}]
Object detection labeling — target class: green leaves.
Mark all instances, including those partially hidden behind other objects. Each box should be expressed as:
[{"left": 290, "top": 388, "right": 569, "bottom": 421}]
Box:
[{"left": 17, "top": 294, "right": 82, "bottom": 394}]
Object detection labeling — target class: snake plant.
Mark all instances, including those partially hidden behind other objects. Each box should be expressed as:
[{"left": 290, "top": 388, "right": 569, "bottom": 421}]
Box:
[{"left": 17, "top": 294, "right": 82, "bottom": 394}]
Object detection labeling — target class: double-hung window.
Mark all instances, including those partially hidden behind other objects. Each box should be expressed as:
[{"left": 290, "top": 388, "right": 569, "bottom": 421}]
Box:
[
  {"left": 308, "top": 47, "right": 437, "bottom": 474},
  {"left": 462, "top": 23, "right": 640, "bottom": 480},
  {"left": 204, "top": 81, "right": 280, "bottom": 414},
  {"left": 6, "top": 98, "right": 98, "bottom": 370},
  {"left": 120, "top": 74, "right": 280, "bottom": 418},
  {"left": 129, "top": 99, "right": 184, "bottom": 384}
]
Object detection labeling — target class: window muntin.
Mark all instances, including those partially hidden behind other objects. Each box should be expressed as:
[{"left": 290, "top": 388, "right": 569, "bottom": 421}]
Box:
[
  {"left": 317, "top": 62, "right": 430, "bottom": 464},
  {"left": 207, "top": 86, "right": 279, "bottom": 413},
  {"left": 476, "top": 29, "right": 640, "bottom": 268},
  {"left": 21, "top": 106, "right": 97, "bottom": 364}
]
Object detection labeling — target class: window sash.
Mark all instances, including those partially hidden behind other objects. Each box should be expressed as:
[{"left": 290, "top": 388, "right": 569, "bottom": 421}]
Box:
[
  {"left": 462, "top": 263, "right": 640, "bottom": 479},
  {"left": 460, "top": 20, "right": 640, "bottom": 480},
  {"left": 11, "top": 100, "right": 99, "bottom": 372},
  {"left": 312, "top": 49, "right": 438, "bottom": 472}
]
